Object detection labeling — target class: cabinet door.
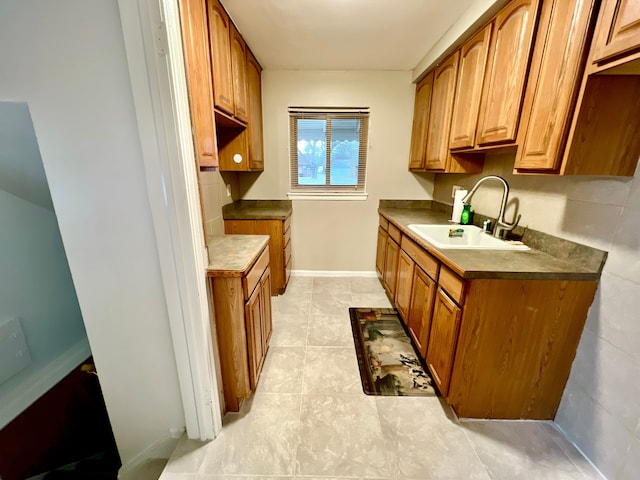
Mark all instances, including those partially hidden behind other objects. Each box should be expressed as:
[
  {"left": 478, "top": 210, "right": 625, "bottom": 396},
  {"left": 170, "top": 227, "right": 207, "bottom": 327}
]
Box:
[
  {"left": 383, "top": 237, "right": 400, "bottom": 298},
  {"left": 424, "top": 52, "right": 460, "bottom": 170},
  {"left": 207, "top": 0, "right": 234, "bottom": 116},
  {"left": 426, "top": 288, "right": 462, "bottom": 396},
  {"left": 408, "top": 72, "right": 434, "bottom": 171},
  {"left": 245, "top": 282, "right": 264, "bottom": 390},
  {"left": 408, "top": 266, "right": 437, "bottom": 358},
  {"left": 449, "top": 24, "right": 493, "bottom": 150},
  {"left": 395, "top": 250, "right": 415, "bottom": 323},
  {"left": 376, "top": 227, "right": 388, "bottom": 279},
  {"left": 230, "top": 24, "right": 249, "bottom": 123},
  {"left": 246, "top": 50, "right": 264, "bottom": 171},
  {"left": 260, "top": 269, "right": 272, "bottom": 355},
  {"left": 592, "top": 0, "right": 640, "bottom": 64},
  {"left": 476, "top": 0, "right": 540, "bottom": 145},
  {"left": 178, "top": 0, "right": 218, "bottom": 169},
  {"left": 515, "top": 0, "right": 596, "bottom": 171}
]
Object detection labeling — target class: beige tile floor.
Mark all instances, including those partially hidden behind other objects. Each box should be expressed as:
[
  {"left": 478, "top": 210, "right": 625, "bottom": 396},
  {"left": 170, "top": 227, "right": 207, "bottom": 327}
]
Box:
[{"left": 160, "top": 276, "right": 604, "bottom": 480}]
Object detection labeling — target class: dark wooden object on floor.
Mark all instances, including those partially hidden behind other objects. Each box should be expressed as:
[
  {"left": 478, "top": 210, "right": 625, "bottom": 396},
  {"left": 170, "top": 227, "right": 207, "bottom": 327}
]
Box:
[{"left": 0, "top": 359, "right": 120, "bottom": 480}]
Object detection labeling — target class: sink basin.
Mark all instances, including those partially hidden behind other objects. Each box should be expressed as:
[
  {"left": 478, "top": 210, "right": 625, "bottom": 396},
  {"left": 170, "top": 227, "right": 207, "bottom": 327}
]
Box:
[{"left": 407, "top": 224, "right": 529, "bottom": 251}]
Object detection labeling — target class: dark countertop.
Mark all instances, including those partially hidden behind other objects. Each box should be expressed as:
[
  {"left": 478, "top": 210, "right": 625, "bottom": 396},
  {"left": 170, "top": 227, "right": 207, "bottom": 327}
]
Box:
[
  {"left": 378, "top": 205, "right": 607, "bottom": 281},
  {"left": 206, "top": 234, "right": 270, "bottom": 277},
  {"left": 222, "top": 200, "right": 292, "bottom": 220}
]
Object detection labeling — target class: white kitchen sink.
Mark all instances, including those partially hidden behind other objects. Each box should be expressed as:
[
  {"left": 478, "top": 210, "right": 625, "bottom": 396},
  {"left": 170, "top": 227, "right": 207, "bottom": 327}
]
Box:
[{"left": 407, "top": 224, "right": 529, "bottom": 250}]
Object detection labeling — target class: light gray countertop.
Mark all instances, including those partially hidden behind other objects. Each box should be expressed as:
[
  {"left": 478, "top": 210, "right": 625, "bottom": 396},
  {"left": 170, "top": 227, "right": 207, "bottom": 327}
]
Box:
[
  {"left": 206, "top": 234, "right": 270, "bottom": 276},
  {"left": 378, "top": 206, "right": 606, "bottom": 281}
]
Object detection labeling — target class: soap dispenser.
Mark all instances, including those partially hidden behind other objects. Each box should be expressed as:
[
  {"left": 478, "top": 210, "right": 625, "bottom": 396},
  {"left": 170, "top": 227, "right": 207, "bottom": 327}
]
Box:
[{"left": 460, "top": 205, "right": 473, "bottom": 225}]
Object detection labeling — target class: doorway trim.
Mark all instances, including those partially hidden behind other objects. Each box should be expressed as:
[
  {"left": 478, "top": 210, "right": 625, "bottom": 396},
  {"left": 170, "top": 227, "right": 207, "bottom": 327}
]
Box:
[{"left": 117, "top": 0, "right": 222, "bottom": 440}]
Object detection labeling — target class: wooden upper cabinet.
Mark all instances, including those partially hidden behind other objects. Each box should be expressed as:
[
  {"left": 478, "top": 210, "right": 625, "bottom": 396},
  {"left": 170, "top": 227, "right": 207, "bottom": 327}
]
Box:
[
  {"left": 408, "top": 72, "right": 434, "bottom": 171},
  {"left": 515, "top": 0, "right": 597, "bottom": 171},
  {"left": 449, "top": 24, "right": 493, "bottom": 150},
  {"left": 591, "top": 0, "right": 640, "bottom": 64},
  {"left": 246, "top": 49, "right": 264, "bottom": 171},
  {"left": 208, "top": 0, "right": 234, "bottom": 116},
  {"left": 424, "top": 52, "right": 460, "bottom": 170},
  {"left": 178, "top": 0, "right": 218, "bottom": 169},
  {"left": 230, "top": 24, "right": 249, "bottom": 123},
  {"left": 476, "top": 0, "right": 540, "bottom": 146}
]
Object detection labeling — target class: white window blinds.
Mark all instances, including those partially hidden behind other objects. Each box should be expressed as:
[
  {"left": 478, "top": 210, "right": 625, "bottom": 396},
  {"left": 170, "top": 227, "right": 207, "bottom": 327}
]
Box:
[{"left": 289, "top": 107, "right": 370, "bottom": 194}]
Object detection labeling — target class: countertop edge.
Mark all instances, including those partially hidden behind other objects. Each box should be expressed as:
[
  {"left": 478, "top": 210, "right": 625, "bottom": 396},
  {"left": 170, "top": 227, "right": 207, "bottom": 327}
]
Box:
[
  {"left": 378, "top": 207, "right": 602, "bottom": 281},
  {"left": 222, "top": 200, "right": 293, "bottom": 220},
  {"left": 206, "top": 235, "right": 270, "bottom": 277}
]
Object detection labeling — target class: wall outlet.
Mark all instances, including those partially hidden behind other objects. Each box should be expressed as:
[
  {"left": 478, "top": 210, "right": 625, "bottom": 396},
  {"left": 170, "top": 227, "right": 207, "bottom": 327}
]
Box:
[
  {"left": 452, "top": 185, "right": 464, "bottom": 199},
  {"left": 226, "top": 184, "right": 232, "bottom": 197}
]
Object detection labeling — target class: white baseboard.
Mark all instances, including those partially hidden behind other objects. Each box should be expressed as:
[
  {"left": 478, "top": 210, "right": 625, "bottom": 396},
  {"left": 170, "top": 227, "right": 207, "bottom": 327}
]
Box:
[
  {"left": 0, "top": 338, "right": 92, "bottom": 429},
  {"left": 118, "top": 435, "right": 180, "bottom": 480},
  {"left": 292, "top": 270, "right": 378, "bottom": 278}
]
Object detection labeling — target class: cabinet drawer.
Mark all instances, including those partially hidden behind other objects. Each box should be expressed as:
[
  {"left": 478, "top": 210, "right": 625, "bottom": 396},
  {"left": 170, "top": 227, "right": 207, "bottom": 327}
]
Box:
[
  {"left": 439, "top": 266, "right": 465, "bottom": 305},
  {"left": 379, "top": 215, "right": 389, "bottom": 231},
  {"left": 284, "top": 238, "right": 291, "bottom": 265},
  {"left": 243, "top": 246, "right": 270, "bottom": 299},
  {"left": 285, "top": 255, "right": 291, "bottom": 284},
  {"left": 388, "top": 223, "right": 402, "bottom": 244},
  {"left": 283, "top": 223, "right": 291, "bottom": 248},
  {"left": 400, "top": 235, "right": 439, "bottom": 281},
  {"left": 283, "top": 214, "right": 291, "bottom": 235}
]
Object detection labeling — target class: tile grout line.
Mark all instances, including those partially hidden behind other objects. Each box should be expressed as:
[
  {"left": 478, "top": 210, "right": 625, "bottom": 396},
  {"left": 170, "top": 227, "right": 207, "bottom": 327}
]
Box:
[
  {"left": 291, "top": 309, "right": 311, "bottom": 477},
  {"left": 459, "top": 423, "right": 494, "bottom": 479},
  {"left": 548, "top": 422, "right": 608, "bottom": 480}
]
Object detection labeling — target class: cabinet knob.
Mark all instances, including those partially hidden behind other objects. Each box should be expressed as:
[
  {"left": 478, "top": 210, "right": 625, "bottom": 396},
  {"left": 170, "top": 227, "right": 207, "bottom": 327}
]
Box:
[{"left": 233, "top": 154, "right": 243, "bottom": 164}]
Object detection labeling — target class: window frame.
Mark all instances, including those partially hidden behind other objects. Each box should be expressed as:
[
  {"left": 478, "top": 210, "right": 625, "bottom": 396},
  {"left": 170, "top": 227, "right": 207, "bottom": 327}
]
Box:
[{"left": 288, "top": 107, "right": 370, "bottom": 200}]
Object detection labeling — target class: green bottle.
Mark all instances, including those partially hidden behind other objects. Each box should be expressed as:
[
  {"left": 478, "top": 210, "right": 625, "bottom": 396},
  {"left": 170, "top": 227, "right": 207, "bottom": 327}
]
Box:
[{"left": 460, "top": 204, "right": 471, "bottom": 225}]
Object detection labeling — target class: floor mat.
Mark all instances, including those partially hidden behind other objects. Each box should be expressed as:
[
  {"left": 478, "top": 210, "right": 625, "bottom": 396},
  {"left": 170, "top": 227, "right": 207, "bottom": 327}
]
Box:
[{"left": 349, "top": 307, "right": 438, "bottom": 396}]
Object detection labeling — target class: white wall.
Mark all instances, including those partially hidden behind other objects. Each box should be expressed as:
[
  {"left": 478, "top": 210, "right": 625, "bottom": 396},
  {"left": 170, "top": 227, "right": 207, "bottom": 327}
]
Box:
[
  {"left": 240, "top": 70, "right": 434, "bottom": 271},
  {"left": 0, "top": 188, "right": 89, "bottom": 429},
  {"left": 0, "top": 0, "right": 184, "bottom": 466},
  {"left": 412, "top": 0, "right": 505, "bottom": 80},
  {"left": 433, "top": 154, "right": 640, "bottom": 480}
]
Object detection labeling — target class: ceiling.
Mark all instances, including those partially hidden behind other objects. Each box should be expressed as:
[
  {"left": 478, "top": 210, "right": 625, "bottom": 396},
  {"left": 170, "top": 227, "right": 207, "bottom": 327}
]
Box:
[{"left": 222, "top": 0, "right": 479, "bottom": 71}]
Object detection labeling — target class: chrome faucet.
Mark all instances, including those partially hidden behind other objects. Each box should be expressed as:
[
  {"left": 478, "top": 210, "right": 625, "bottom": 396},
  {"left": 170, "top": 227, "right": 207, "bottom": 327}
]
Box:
[{"left": 461, "top": 175, "right": 521, "bottom": 238}]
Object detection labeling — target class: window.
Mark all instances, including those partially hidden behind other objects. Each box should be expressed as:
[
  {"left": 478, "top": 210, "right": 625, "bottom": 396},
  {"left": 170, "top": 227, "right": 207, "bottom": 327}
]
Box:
[{"left": 289, "top": 107, "right": 369, "bottom": 198}]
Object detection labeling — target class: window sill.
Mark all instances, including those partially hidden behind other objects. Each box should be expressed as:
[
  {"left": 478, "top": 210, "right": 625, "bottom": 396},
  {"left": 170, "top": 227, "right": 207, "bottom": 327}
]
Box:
[{"left": 287, "top": 192, "right": 368, "bottom": 201}]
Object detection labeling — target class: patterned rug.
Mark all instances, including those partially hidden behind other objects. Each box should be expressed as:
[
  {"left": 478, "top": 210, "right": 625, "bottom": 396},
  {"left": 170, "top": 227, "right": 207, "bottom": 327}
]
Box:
[{"left": 349, "top": 307, "right": 438, "bottom": 396}]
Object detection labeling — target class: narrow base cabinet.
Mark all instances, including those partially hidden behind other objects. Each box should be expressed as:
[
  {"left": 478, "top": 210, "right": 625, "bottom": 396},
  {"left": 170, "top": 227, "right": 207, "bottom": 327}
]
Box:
[
  {"left": 209, "top": 244, "right": 272, "bottom": 412},
  {"left": 225, "top": 213, "right": 292, "bottom": 296},
  {"left": 383, "top": 214, "right": 599, "bottom": 419}
]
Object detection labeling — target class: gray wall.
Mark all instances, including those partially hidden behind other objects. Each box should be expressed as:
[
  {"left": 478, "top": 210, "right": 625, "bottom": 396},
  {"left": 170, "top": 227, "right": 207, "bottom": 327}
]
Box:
[
  {"left": 0, "top": 0, "right": 184, "bottom": 465},
  {"left": 241, "top": 70, "right": 434, "bottom": 272}
]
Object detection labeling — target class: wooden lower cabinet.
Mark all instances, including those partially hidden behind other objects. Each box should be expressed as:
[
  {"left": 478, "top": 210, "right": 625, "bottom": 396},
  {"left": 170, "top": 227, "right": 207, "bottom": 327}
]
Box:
[
  {"left": 376, "top": 217, "right": 401, "bottom": 299},
  {"left": 447, "top": 278, "right": 597, "bottom": 419},
  {"left": 407, "top": 266, "right": 437, "bottom": 358},
  {"left": 383, "top": 236, "right": 400, "bottom": 298},
  {"left": 210, "top": 245, "right": 272, "bottom": 412},
  {"left": 426, "top": 288, "right": 462, "bottom": 396},
  {"left": 394, "top": 250, "right": 414, "bottom": 321},
  {"left": 379, "top": 215, "right": 599, "bottom": 419},
  {"left": 225, "top": 214, "right": 291, "bottom": 295},
  {"left": 375, "top": 227, "right": 387, "bottom": 279},
  {"left": 245, "top": 267, "right": 272, "bottom": 389}
]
